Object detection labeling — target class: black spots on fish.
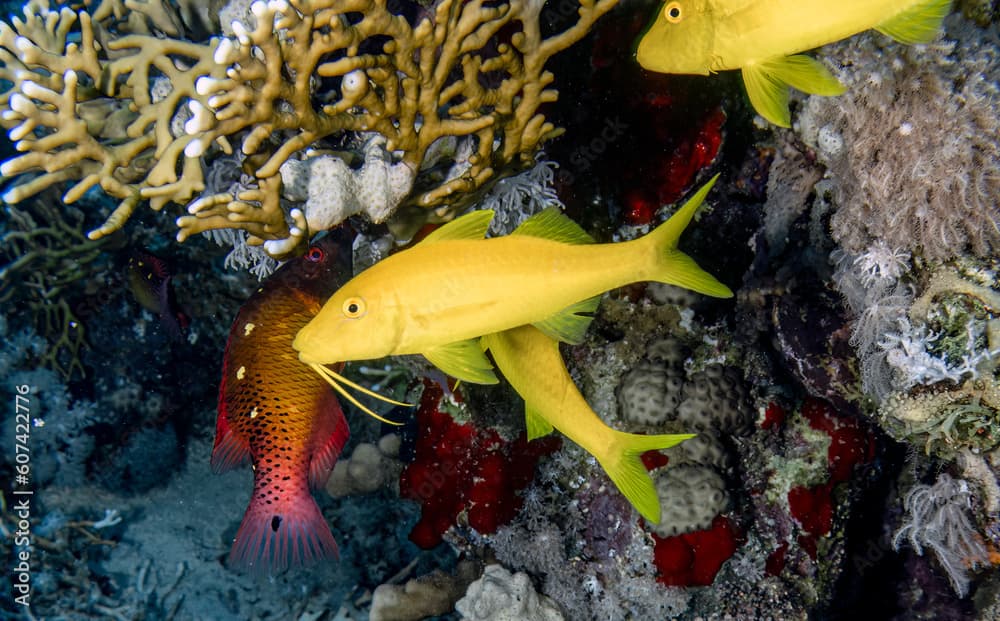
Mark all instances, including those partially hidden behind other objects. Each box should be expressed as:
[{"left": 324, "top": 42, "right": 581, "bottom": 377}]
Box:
[
  {"left": 257, "top": 481, "right": 280, "bottom": 506},
  {"left": 271, "top": 516, "right": 282, "bottom": 532}
]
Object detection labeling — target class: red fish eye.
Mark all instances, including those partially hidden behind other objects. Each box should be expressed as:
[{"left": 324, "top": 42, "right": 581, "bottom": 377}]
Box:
[{"left": 305, "top": 246, "right": 325, "bottom": 262}]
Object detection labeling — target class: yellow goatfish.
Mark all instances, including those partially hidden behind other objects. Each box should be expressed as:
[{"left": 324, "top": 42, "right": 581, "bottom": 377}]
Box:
[
  {"left": 635, "top": 0, "right": 951, "bottom": 126},
  {"left": 294, "top": 175, "right": 731, "bottom": 416},
  {"left": 482, "top": 325, "right": 693, "bottom": 523}
]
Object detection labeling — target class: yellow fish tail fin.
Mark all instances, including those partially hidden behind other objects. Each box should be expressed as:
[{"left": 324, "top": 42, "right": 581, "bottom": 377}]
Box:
[
  {"left": 599, "top": 431, "right": 696, "bottom": 524},
  {"left": 876, "top": 0, "right": 951, "bottom": 45},
  {"left": 650, "top": 173, "right": 719, "bottom": 249},
  {"left": 659, "top": 251, "right": 733, "bottom": 298},
  {"left": 742, "top": 55, "right": 844, "bottom": 127},
  {"left": 647, "top": 174, "right": 733, "bottom": 298}
]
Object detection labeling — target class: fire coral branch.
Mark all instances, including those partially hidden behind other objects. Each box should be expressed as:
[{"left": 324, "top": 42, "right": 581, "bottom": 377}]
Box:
[{"left": 0, "top": 0, "right": 618, "bottom": 258}]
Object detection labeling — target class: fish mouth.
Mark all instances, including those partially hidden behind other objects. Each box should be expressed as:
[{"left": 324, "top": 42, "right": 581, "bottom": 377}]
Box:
[
  {"left": 292, "top": 331, "right": 328, "bottom": 364},
  {"left": 296, "top": 350, "right": 325, "bottom": 365}
]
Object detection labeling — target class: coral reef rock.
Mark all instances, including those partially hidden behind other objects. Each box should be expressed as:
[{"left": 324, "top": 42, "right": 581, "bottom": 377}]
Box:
[{"left": 455, "top": 564, "right": 564, "bottom": 621}]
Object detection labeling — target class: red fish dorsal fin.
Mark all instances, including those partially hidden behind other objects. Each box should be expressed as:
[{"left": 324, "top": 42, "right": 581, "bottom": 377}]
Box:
[
  {"left": 211, "top": 401, "right": 251, "bottom": 473},
  {"left": 308, "top": 392, "right": 351, "bottom": 489}
]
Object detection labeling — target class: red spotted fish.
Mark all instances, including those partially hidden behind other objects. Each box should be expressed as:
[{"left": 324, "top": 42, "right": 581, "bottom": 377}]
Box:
[{"left": 212, "top": 230, "right": 353, "bottom": 574}]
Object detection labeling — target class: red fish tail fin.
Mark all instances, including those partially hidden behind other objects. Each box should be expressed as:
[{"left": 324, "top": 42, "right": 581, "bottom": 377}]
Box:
[{"left": 228, "top": 487, "right": 339, "bottom": 576}]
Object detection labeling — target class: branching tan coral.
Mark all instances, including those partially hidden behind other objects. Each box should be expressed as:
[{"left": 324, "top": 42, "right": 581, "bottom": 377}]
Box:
[
  {"left": 1, "top": 0, "right": 616, "bottom": 257},
  {"left": 0, "top": 0, "right": 226, "bottom": 239}
]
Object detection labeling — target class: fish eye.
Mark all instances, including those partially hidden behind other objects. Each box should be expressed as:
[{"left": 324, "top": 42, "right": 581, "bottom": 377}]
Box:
[
  {"left": 342, "top": 296, "right": 366, "bottom": 318},
  {"left": 305, "top": 246, "right": 325, "bottom": 262},
  {"left": 663, "top": 1, "right": 682, "bottom": 23}
]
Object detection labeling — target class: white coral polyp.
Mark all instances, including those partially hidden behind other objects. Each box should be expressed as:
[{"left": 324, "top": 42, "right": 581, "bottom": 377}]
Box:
[
  {"left": 279, "top": 135, "right": 415, "bottom": 233},
  {"left": 854, "top": 241, "right": 911, "bottom": 288}
]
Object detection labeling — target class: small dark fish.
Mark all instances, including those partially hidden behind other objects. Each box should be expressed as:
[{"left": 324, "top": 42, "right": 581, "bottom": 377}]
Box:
[
  {"left": 126, "top": 250, "right": 189, "bottom": 340},
  {"left": 212, "top": 230, "right": 354, "bottom": 574}
]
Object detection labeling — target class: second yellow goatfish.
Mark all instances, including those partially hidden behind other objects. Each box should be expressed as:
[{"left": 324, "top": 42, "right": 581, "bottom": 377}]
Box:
[
  {"left": 482, "top": 325, "right": 692, "bottom": 523},
  {"left": 635, "top": 0, "right": 951, "bottom": 126},
  {"left": 293, "top": 176, "right": 731, "bottom": 414}
]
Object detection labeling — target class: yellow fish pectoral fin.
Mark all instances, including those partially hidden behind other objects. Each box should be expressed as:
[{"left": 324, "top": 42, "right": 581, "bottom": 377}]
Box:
[
  {"left": 424, "top": 339, "right": 499, "bottom": 385},
  {"left": 525, "top": 404, "right": 555, "bottom": 441},
  {"left": 875, "top": 0, "right": 950, "bottom": 45},
  {"left": 742, "top": 56, "right": 844, "bottom": 127},
  {"left": 532, "top": 295, "right": 601, "bottom": 345},
  {"left": 599, "top": 431, "right": 696, "bottom": 524},
  {"left": 742, "top": 63, "right": 792, "bottom": 127},
  {"left": 760, "top": 55, "right": 845, "bottom": 97}
]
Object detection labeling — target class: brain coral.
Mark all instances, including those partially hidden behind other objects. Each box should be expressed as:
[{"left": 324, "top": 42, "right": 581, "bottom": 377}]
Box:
[
  {"left": 665, "top": 431, "right": 733, "bottom": 472},
  {"left": 652, "top": 465, "right": 730, "bottom": 537},
  {"left": 617, "top": 339, "right": 752, "bottom": 536},
  {"left": 618, "top": 338, "right": 752, "bottom": 436},
  {"left": 799, "top": 18, "right": 1000, "bottom": 260},
  {"left": 617, "top": 338, "right": 688, "bottom": 426},
  {"left": 676, "top": 365, "right": 754, "bottom": 436}
]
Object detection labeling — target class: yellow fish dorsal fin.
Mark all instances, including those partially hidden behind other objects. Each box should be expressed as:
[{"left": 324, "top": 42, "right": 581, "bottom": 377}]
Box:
[
  {"left": 525, "top": 404, "right": 555, "bottom": 441},
  {"left": 875, "top": 0, "right": 951, "bottom": 45},
  {"left": 421, "top": 209, "right": 495, "bottom": 244},
  {"left": 532, "top": 295, "right": 601, "bottom": 345},
  {"left": 423, "top": 339, "right": 499, "bottom": 385},
  {"left": 512, "top": 206, "right": 595, "bottom": 244},
  {"left": 741, "top": 55, "right": 845, "bottom": 127}
]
